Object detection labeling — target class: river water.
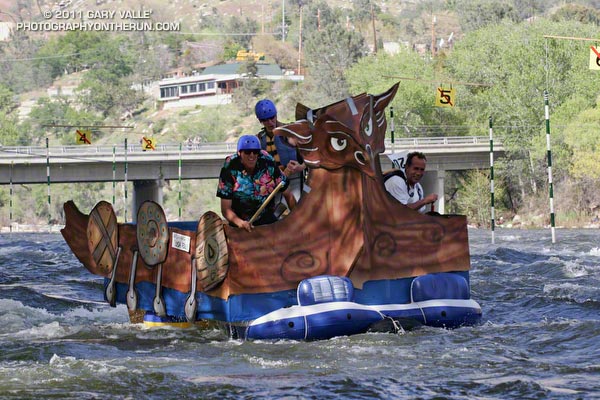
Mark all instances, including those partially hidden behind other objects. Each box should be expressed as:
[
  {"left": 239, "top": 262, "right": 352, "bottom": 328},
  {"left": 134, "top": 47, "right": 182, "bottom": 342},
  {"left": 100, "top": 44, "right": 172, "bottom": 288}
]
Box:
[{"left": 0, "top": 228, "right": 599, "bottom": 399}]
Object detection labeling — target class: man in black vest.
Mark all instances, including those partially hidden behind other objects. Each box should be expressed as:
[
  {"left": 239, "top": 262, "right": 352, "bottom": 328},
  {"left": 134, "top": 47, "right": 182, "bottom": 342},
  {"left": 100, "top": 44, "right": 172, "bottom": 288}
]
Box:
[
  {"left": 255, "top": 99, "right": 306, "bottom": 203},
  {"left": 384, "top": 152, "right": 438, "bottom": 213}
]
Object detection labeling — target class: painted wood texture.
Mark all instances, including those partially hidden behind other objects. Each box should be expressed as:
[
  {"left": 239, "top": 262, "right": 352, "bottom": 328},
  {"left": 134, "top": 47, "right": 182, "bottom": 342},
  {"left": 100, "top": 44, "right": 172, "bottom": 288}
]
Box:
[{"left": 61, "top": 83, "right": 470, "bottom": 301}]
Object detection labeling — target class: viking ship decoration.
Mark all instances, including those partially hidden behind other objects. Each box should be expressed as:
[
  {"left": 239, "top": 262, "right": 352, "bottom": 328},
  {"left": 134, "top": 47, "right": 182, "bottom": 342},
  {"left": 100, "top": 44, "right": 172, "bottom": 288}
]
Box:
[{"left": 61, "top": 83, "right": 481, "bottom": 340}]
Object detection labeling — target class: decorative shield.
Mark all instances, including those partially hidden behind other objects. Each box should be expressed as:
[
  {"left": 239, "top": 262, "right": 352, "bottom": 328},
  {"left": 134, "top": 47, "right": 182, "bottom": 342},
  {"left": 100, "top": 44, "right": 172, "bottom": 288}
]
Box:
[
  {"left": 195, "top": 211, "right": 228, "bottom": 291},
  {"left": 136, "top": 201, "right": 169, "bottom": 267},
  {"left": 87, "top": 201, "right": 119, "bottom": 275}
]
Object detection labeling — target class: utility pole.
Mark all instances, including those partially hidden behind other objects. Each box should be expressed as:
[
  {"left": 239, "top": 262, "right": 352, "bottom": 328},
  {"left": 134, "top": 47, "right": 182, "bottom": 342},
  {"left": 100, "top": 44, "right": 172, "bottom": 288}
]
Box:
[
  {"left": 431, "top": 14, "right": 436, "bottom": 57},
  {"left": 298, "top": 5, "right": 303, "bottom": 74},
  {"left": 281, "top": 0, "right": 285, "bottom": 42},
  {"left": 317, "top": 8, "right": 321, "bottom": 31},
  {"left": 371, "top": 2, "right": 377, "bottom": 54}
]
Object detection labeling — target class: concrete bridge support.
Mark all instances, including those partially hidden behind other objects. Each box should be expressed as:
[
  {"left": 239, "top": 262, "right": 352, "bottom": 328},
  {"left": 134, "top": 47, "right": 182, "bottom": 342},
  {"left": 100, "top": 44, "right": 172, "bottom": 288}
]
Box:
[
  {"left": 421, "top": 170, "right": 446, "bottom": 214},
  {"left": 132, "top": 179, "right": 164, "bottom": 223}
]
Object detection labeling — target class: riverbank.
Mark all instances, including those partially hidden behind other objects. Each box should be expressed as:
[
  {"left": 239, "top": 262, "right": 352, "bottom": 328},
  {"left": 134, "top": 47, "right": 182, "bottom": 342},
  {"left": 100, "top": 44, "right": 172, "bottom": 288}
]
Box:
[{"left": 0, "top": 224, "right": 63, "bottom": 234}]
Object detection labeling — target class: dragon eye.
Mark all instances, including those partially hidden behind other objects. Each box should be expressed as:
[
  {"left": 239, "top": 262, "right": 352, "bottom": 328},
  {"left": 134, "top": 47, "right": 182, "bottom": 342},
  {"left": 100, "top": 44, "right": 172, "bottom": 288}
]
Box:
[{"left": 330, "top": 137, "right": 347, "bottom": 151}]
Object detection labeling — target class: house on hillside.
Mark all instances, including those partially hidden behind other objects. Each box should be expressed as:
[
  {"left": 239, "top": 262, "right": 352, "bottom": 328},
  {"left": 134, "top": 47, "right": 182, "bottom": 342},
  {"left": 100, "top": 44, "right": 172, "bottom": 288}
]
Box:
[
  {"left": 0, "top": 22, "right": 15, "bottom": 41},
  {"left": 156, "top": 62, "right": 303, "bottom": 109}
]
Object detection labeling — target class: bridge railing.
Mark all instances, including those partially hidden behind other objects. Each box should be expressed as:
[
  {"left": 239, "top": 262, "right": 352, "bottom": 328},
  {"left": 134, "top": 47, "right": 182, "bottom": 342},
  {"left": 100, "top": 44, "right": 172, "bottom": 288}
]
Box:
[{"left": 0, "top": 136, "right": 494, "bottom": 159}]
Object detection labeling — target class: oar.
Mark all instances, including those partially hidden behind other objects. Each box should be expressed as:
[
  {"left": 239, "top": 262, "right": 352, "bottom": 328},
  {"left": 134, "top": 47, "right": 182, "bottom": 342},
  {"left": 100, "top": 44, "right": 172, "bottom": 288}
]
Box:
[{"left": 249, "top": 180, "right": 286, "bottom": 225}]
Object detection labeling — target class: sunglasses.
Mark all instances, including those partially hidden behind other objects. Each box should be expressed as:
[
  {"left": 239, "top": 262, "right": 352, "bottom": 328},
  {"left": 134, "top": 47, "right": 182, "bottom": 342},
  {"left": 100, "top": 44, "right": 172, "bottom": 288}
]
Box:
[{"left": 241, "top": 149, "right": 260, "bottom": 155}]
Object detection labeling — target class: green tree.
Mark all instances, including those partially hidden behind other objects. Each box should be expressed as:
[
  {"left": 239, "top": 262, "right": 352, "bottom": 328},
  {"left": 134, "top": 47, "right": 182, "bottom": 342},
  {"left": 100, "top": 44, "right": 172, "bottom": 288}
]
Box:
[
  {"left": 443, "top": 19, "right": 600, "bottom": 208},
  {"left": 303, "top": 24, "right": 367, "bottom": 103},
  {"left": 450, "top": 0, "right": 520, "bottom": 32},
  {"left": 0, "top": 112, "right": 23, "bottom": 145},
  {"left": 0, "top": 33, "right": 52, "bottom": 93},
  {"left": 0, "top": 84, "right": 17, "bottom": 113},
  {"left": 74, "top": 35, "right": 143, "bottom": 118},
  {"left": 346, "top": 50, "right": 467, "bottom": 136},
  {"left": 351, "top": 0, "right": 381, "bottom": 23},
  {"left": 223, "top": 42, "right": 244, "bottom": 61},
  {"left": 550, "top": 4, "right": 600, "bottom": 24},
  {"left": 27, "top": 96, "right": 100, "bottom": 144},
  {"left": 225, "top": 16, "right": 259, "bottom": 50},
  {"left": 453, "top": 169, "right": 505, "bottom": 227}
]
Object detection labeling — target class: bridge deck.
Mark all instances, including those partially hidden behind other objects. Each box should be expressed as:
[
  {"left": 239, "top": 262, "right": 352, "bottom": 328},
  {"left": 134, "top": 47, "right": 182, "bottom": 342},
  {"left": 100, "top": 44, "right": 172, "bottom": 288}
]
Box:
[{"left": 0, "top": 136, "right": 502, "bottom": 184}]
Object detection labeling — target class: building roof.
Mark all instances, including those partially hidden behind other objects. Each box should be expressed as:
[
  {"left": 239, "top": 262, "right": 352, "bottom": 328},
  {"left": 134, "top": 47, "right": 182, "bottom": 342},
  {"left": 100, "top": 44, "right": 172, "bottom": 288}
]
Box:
[{"left": 201, "top": 62, "right": 283, "bottom": 77}]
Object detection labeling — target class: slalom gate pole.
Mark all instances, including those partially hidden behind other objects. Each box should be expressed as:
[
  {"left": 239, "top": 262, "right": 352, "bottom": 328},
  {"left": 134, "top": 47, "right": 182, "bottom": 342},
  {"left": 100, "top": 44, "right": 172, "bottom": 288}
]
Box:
[
  {"left": 544, "top": 90, "right": 557, "bottom": 243},
  {"left": 112, "top": 145, "right": 116, "bottom": 205},
  {"left": 390, "top": 106, "right": 395, "bottom": 153},
  {"left": 124, "top": 138, "right": 128, "bottom": 223},
  {"left": 178, "top": 143, "right": 182, "bottom": 219},
  {"left": 46, "top": 137, "right": 51, "bottom": 221},
  {"left": 9, "top": 161, "right": 13, "bottom": 233},
  {"left": 489, "top": 116, "right": 495, "bottom": 244}
]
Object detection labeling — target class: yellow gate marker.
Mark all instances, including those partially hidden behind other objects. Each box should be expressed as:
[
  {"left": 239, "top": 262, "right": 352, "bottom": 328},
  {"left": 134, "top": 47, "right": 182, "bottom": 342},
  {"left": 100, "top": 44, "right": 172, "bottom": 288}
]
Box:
[
  {"left": 76, "top": 129, "right": 92, "bottom": 144},
  {"left": 141, "top": 136, "right": 156, "bottom": 151}
]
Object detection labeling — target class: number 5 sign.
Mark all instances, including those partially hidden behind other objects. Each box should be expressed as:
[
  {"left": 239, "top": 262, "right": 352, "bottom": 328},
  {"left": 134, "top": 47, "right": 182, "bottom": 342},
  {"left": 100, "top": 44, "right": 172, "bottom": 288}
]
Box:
[{"left": 435, "top": 86, "right": 455, "bottom": 107}]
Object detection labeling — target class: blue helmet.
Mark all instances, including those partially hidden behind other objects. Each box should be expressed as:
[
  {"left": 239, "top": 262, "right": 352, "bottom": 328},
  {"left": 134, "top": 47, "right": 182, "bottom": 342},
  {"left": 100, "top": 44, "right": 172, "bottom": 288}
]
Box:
[
  {"left": 237, "top": 135, "right": 261, "bottom": 152},
  {"left": 255, "top": 99, "right": 277, "bottom": 120}
]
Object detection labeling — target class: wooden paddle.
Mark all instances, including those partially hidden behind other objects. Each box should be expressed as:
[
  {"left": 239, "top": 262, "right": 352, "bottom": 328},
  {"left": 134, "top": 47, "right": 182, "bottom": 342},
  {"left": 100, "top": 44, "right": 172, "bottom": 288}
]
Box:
[{"left": 248, "top": 180, "right": 286, "bottom": 225}]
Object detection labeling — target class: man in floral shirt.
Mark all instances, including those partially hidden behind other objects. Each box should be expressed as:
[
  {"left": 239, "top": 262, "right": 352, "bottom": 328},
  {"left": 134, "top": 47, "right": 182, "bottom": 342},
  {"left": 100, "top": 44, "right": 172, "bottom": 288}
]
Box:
[{"left": 217, "top": 135, "right": 297, "bottom": 232}]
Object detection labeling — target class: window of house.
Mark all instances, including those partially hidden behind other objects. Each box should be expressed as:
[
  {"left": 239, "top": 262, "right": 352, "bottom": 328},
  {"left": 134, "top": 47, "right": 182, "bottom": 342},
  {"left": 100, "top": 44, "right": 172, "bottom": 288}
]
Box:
[
  {"left": 160, "top": 86, "right": 178, "bottom": 98},
  {"left": 198, "top": 83, "right": 206, "bottom": 92}
]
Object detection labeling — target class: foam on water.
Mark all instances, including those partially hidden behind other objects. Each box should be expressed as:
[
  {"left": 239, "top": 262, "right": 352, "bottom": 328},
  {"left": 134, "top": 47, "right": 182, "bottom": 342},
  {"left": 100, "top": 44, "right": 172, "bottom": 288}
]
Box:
[
  {"left": 1, "top": 230, "right": 600, "bottom": 399},
  {"left": 542, "top": 282, "right": 599, "bottom": 304}
]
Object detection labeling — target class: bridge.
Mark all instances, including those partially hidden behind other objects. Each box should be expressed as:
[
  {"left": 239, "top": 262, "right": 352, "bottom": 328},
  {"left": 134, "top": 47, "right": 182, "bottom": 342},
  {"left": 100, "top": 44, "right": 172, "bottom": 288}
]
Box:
[{"left": 0, "top": 136, "right": 504, "bottom": 217}]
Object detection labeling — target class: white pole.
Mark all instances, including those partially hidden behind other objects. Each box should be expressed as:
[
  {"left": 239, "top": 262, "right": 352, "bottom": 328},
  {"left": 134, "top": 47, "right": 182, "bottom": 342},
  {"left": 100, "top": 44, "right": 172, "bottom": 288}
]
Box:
[
  {"left": 124, "top": 138, "right": 128, "bottom": 223},
  {"left": 112, "top": 145, "right": 116, "bottom": 205},
  {"left": 544, "top": 90, "right": 557, "bottom": 243},
  {"left": 489, "top": 116, "right": 495, "bottom": 244},
  {"left": 9, "top": 161, "right": 13, "bottom": 233},
  {"left": 178, "top": 143, "right": 182, "bottom": 219},
  {"left": 46, "top": 137, "right": 51, "bottom": 221}
]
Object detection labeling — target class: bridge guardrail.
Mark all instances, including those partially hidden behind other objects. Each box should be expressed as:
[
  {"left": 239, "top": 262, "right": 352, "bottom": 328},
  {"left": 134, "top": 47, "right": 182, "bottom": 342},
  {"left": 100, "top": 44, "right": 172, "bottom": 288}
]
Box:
[{"left": 0, "top": 136, "right": 495, "bottom": 159}]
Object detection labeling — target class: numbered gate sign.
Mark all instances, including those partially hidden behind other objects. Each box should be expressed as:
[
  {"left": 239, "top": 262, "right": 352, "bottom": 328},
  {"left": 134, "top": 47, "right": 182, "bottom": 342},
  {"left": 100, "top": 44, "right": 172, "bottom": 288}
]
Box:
[
  {"left": 76, "top": 129, "right": 92, "bottom": 145},
  {"left": 435, "top": 86, "right": 455, "bottom": 107},
  {"left": 141, "top": 136, "right": 156, "bottom": 151}
]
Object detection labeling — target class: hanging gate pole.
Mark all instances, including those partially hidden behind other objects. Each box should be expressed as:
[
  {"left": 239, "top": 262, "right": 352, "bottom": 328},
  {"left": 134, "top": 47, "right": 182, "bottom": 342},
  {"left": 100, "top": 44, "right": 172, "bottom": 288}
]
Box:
[
  {"left": 544, "top": 90, "right": 557, "bottom": 243},
  {"left": 124, "top": 138, "right": 129, "bottom": 223},
  {"left": 46, "top": 137, "right": 51, "bottom": 221},
  {"left": 489, "top": 116, "right": 495, "bottom": 244},
  {"left": 178, "top": 143, "right": 183, "bottom": 219}
]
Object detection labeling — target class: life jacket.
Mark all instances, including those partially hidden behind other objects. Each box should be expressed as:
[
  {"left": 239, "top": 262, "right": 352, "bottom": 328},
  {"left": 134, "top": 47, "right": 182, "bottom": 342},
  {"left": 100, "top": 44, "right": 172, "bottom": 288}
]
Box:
[
  {"left": 383, "top": 169, "right": 423, "bottom": 200},
  {"left": 383, "top": 168, "right": 407, "bottom": 184},
  {"left": 258, "top": 130, "right": 300, "bottom": 168}
]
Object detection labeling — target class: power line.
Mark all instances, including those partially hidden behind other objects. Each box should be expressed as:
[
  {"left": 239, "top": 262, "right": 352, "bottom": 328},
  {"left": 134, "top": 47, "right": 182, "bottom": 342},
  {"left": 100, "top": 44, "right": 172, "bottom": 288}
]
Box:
[{"left": 0, "top": 52, "right": 82, "bottom": 63}]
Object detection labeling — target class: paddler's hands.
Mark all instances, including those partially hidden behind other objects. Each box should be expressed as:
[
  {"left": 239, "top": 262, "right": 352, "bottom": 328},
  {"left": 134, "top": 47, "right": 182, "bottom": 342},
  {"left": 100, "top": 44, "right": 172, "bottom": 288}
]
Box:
[
  {"left": 284, "top": 160, "right": 304, "bottom": 176},
  {"left": 238, "top": 219, "right": 254, "bottom": 232}
]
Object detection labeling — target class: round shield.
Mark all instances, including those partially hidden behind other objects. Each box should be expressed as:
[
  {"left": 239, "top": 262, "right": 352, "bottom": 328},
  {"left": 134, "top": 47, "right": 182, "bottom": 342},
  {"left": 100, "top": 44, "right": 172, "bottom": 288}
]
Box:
[
  {"left": 136, "top": 201, "right": 169, "bottom": 266},
  {"left": 195, "top": 211, "right": 228, "bottom": 291},
  {"left": 87, "top": 201, "right": 119, "bottom": 276}
]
